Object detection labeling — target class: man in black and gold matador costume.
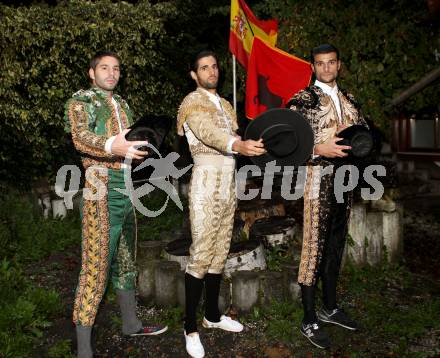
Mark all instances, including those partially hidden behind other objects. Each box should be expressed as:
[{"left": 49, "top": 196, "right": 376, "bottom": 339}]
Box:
[{"left": 287, "top": 44, "right": 368, "bottom": 349}]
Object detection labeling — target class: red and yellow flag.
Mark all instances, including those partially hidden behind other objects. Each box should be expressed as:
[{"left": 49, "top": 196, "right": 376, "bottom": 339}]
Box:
[
  {"left": 229, "top": 0, "right": 278, "bottom": 69},
  {"left": 245, "top": 36, "right": 312, "bottom": 119}
]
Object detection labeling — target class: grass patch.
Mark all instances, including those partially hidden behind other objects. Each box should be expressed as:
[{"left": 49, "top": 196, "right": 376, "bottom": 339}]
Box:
[
  {"left": 47, "top": 339, "right": 75, "bottom": 358},
  {"left": 0, "top": 191, "right": 80, "bottom": 263},
  {"left": 244, "top": 300, "right": 303, "bottom": 343},
  {"left": 0, "top": 259, "right": 62, "bottom": 358},
  {"left": 265, "top": 247, "right": 293, "bottom": 271},
  {"left": 0, "top": 190, "right": 79, "bottom": 358},
  {"left": 339, "top": 262, "right": 440, "bottom": 355},
  {"left": 156, "top": 306, "right": 184, "bottom": 330}
]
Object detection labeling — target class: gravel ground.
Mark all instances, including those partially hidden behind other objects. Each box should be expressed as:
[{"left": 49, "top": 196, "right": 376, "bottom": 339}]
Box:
[{"left": 33, "top": 193, "right": 440, "bottom": 357}]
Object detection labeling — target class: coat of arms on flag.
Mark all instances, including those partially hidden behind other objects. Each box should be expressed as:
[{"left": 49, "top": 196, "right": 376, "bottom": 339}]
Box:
[{"left": 229, "top": 0, "right": 278, "bottom": 69}]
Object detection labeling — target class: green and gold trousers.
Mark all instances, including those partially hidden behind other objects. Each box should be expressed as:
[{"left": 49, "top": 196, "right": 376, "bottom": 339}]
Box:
[{"left": 73, "top": 167, "right": 137, "bottom": 327}]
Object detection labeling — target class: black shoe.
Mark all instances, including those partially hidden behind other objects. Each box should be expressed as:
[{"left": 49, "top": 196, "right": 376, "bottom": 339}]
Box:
[
  {"left": 317, "top": 307, "right": 358, "bottom": 330},
  {"left": 300, "top": 321, "right": 331, "bottom": 349}
]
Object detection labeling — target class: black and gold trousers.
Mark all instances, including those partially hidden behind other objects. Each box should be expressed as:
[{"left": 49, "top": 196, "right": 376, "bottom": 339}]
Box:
[{"left": 299, "top": 161, "right": 352, "bottom": 286}]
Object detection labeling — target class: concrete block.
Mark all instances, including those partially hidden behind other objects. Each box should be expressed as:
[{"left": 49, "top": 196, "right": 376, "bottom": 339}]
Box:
[
  {"left": 218, "top": 279, "right": 231, "bottom": 314},
  {"left": 347, "top": 203, "right": 367, "bottom": 265},
  {"left": 224, "top": 240, "right": 266, "bottom": 278},
  {"left": 52, "top": 199, "right": 67, "bottom": 219},
  {"left": 281, "top": 264, "right": 301, "bottom": 301},
  {"left": 383, "top": 210, "right": 403, "bottom": 263},
  {"left": 138, "top": 259, "right": 160, "bottom": 304},
  {"left": 231, "top": 270, "right": 259, "bottom": 313},
  {"left": 154, "top": 261, "right": 180, "bottom": 307},
  {"left": 176, "top": 270, "right": 186, "bottom": 308},
  {"left": 370, "top": 198, "right": 396, "bottom": 212},
  {"left": 365, "top": 212, "right": 383, "bottom": 265},
  {"left": 259, "top": 271, "right": 284, "bottom": 306},
  {"left": 137, "top": 240, "right": 164, "bottom": 262}
]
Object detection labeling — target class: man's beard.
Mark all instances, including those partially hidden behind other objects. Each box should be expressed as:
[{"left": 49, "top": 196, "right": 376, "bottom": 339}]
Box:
[
  {"left": 318, "top": 73, "right": 337, "bottom": 84},
  {"left": 95, "top": 77, "right": 118, "bottom": 92},
  {"left": 199, "top": 78, "right": 218, "bottom": 90}
]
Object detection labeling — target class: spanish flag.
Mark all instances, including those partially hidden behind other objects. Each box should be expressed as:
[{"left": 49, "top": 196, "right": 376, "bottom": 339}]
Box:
[
  {"left": 245, "top": 36, "right": 312, "bottom": 119},
  {"left": 229, "top": 0, "right": 278, "bottom": 69}
]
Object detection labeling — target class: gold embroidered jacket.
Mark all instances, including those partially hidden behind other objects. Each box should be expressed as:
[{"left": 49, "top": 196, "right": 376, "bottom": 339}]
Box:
[
  {"left": 287, "top": 85, "right": 368, "bottom": 151},
  {"left": 64, "top": 87, "right": 133, "bottom": 170},
  {"left": 177, "top": 88, "right": 238, "bottom": 156}
]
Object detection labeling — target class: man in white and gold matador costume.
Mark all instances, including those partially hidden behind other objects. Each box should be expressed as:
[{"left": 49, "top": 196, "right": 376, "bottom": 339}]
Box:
[{"left": 176, "top": 50, "right": 265, "bottom": 358}]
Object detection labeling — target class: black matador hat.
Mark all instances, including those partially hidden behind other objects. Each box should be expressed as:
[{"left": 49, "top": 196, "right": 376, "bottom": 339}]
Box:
[
  {"left": 125, "top": 114, "right": 172, "bottom": 154},
  {"left": 326, "top": 124, "right": 374, "bottom": 162},
  {"left": 244, "top": 108, "right": 314, "bottom": 169}
]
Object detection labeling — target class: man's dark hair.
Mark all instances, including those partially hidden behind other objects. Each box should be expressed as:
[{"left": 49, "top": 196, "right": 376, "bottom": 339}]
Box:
[
  {"left": 191, "top": 50, "right": 218, "bottom": 72},
  {"left": 310, "top": 44, "right": 339, "bottom": 63},
  {"left": 89, "top": 51, "right": 121, "bottom": 70}
]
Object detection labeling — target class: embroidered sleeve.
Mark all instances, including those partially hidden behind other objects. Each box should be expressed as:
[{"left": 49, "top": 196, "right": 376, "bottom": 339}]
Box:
[
  {"left": 287, "top": 95, "right": 314, "bottom": 132},
  {"left": 66, "top": 100, "right": 112, "bottom": 158},
  {"left": 341, "top": 90, "right": 369, "bottom": 129},
  {"left": 287, "top": 90, "right": 316, "bottom": 126},
  {"left": 354, "top": 104, "right": 368, "bottom": 129},
  {"left": 356, "top": 109, "right": 369, "bottom": 129},
  {"left": 287, "top": 89, "right": 318, "bottom": 110},
  {"left": 185, "top": 111, "right": 233, "bottom": 153}
]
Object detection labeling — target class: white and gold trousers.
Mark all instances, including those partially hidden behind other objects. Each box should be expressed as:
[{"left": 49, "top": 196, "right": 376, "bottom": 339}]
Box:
[{"left": 186, "top": 154, "right": 237, "bottom": 279}]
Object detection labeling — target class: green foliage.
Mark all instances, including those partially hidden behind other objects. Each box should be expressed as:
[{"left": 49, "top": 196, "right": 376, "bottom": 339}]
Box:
[
  {"left": 254, "top": 0, "right": 440, "bottom": 133},
  {"left": 256, "top": 299, "right": 303, "bottom": 342},
  {"left": 1, "top": 0, "right": 438, "bottom": 188},
  {"left": 0, "top": 259, "right": 62, "bottom": 358},
  {"left": 341, "top": 262, "right": 440, "bottom": 353},
  {"left": 0, "top": 190, "right": 79, "bottom": 357},
  {"left": 47, "top": 339, "right": 75, "bottom": 358},
  {"left": 0, "top": 0, "right": 184, "bottom": 187},
  {"left": 265, "top": 247, "right": 292, "bottom": 271},
  {"left": 157, "top": 305, "right": 184, "bottom": 330},
  {"left": 240, "top": 262, "right": 440, "bottom": 355},
  {"left": 109, "top": 312, "right": 123, "bottom": 331},
  {"left": 0, "top": 190, "right": 80, "bottom": 263}
]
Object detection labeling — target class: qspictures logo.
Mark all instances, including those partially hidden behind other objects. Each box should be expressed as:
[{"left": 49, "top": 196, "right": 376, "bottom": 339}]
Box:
[{"left": 55, "top": 149, "right": 386, "bottom": 217}]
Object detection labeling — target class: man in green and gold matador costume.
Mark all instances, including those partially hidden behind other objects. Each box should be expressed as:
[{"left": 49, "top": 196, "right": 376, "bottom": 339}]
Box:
[{"left": 65, "top": 51, "right": 167, "bottom": 358}]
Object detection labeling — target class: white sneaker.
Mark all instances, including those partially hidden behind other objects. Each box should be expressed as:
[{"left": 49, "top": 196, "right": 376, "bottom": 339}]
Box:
[
  {"left": 184, "top": 331, "right": 205, "bottom": 358},
  {"left": 202, "top": 315, "right": 244, "bottom": 332}
]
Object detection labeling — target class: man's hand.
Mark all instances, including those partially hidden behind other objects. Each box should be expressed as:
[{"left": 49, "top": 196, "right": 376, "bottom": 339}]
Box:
[
  {"left": 336, "top": 124, "right": 348, "bottom": 134},
  {"left": 314, "top": 137, "right": 351, "bottom": 158},
  {"left": 111, "top": 129, "right": 149, "bottom": 160},
  {"left": 232, "top": 138, "right": 266, "bottom": 156}
]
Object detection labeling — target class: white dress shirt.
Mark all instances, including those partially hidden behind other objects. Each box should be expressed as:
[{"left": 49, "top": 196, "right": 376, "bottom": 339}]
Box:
[
  {"left": 311, "top": 80, "right": 342, "bottom": 158},
  {"left": 315, "top": 79, "right": 342, "bottom": 121}
]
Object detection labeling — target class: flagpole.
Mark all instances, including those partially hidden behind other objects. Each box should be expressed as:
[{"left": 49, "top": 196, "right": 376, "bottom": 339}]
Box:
[{"left": 232, "top": 54, "right": 237, "bottom": 111}]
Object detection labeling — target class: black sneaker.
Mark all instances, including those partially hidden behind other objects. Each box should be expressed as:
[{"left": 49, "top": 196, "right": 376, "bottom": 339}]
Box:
[
  {"left": 300, "top": 321, "right": 331, "bottom": 349},
  {"left": 317, "top": 307, "right": 358, "bottom": 330}
]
